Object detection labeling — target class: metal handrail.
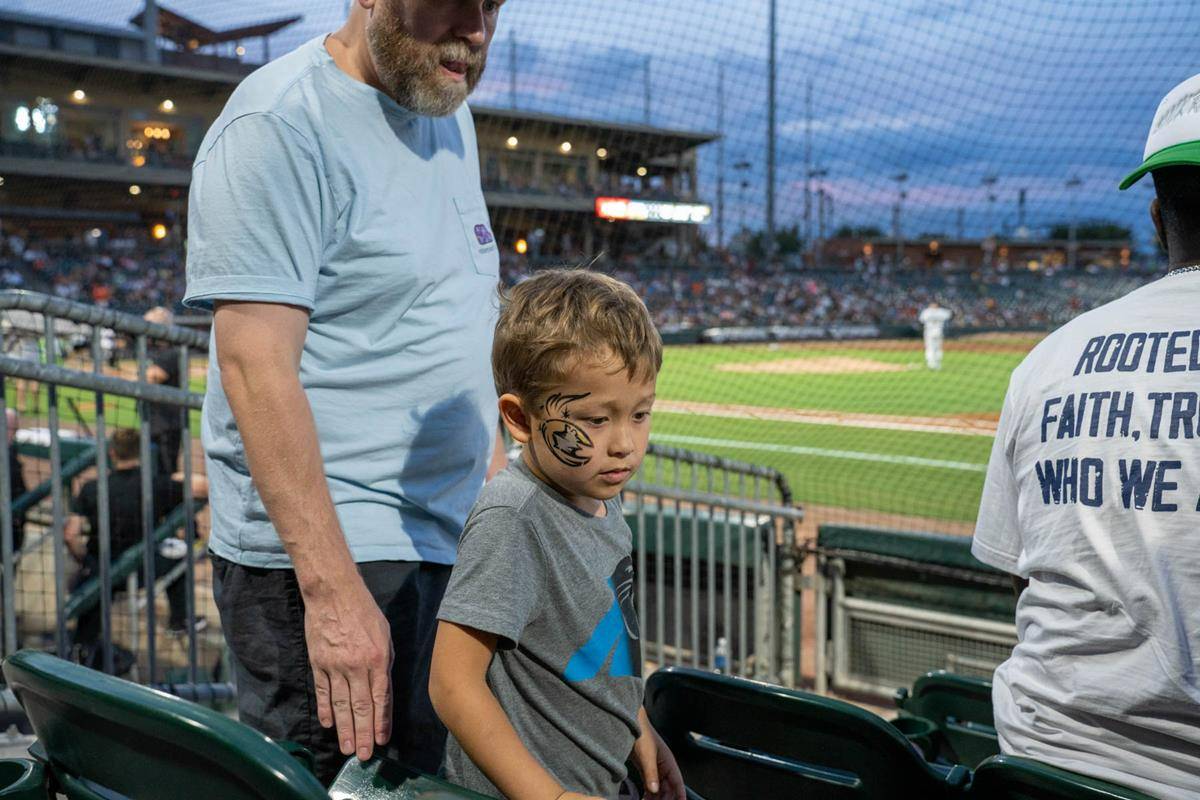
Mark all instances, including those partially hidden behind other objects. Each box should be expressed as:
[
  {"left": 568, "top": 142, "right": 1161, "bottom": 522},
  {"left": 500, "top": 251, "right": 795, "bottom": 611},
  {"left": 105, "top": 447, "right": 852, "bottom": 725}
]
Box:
[
  {"left": 645, "top": 442, "right": 795, "bottom": 506},
  {"left": 0, "top": 290, "right": 208, "bottom": 348}
]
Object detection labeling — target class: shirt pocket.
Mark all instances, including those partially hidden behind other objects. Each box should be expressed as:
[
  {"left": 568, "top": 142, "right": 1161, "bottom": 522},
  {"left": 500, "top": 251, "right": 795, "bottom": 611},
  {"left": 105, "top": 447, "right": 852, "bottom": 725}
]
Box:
[{"left": 453, "top": 196, "right": 500, "bottom": 277}]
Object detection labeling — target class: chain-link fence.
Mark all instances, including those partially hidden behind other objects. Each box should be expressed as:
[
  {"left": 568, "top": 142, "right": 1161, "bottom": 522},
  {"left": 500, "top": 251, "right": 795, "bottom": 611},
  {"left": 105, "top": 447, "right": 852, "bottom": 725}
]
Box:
[{"left": 0, "top": 0, "right": 1191, "bottom": 535}]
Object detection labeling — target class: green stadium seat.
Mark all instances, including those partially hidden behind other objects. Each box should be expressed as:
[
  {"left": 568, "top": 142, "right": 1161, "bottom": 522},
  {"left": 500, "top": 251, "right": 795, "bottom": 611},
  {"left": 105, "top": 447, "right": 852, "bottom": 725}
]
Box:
[
  {"left": 895, "top": 670, "right": 999, "bottom": 767},
  {"left": 62, "top": 499, "right": 207, "bottom": 622},
  {"left": 625, "top": 501, "right": 766, "bottom": 567},
  {"left": 0, "top": 758, "right": 46, "bottom": 799},
  {"left": 329, "top": 757, "right": 494, "bottom": 799},
  {"left": 967, "top": 755, "right": 1158, "bottom": 800},
  {"left": 1, "top": 649, "right": 329, "bottom": 799},
  {"left": 644, "top": 665, "right": 970, "bottom": 799}
]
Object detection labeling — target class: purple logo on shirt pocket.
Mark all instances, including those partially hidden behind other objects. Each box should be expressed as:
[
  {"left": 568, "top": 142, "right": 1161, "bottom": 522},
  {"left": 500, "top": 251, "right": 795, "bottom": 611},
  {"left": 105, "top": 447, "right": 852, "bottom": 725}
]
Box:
[{"left": 474, "top": 224, "right": 494, "bottom": 245}]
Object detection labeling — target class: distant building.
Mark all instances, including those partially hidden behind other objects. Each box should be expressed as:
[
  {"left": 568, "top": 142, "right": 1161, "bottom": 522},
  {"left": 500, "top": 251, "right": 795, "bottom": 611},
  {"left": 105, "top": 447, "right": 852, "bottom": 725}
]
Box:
[{"left": 0, "top": 6, "right": 718, "bottom": 264}]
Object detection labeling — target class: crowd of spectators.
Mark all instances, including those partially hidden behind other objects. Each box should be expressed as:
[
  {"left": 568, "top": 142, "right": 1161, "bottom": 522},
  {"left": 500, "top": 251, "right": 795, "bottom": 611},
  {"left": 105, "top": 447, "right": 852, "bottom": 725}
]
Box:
[
  {"left": 0, "top": 227, "right": 186, "bottom": 315},
  {"left": 0, "top": 226, "right": 1161, "bottom": 334},
  {"left": 503, "top": 256, "right": 1159, "bottom": 333}
]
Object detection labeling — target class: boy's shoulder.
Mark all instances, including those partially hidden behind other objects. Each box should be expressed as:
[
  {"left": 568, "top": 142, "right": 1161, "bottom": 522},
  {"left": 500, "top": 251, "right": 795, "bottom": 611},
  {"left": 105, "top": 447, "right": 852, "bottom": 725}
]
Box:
[{"left": 470, "top": 461, "right": 542, "bottom": 517}]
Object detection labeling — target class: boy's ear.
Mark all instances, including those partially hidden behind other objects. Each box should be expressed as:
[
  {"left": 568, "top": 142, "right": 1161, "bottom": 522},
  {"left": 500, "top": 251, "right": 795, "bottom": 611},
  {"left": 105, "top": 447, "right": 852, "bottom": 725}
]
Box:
[{"left": 498, "top": 393, "right": 533, "bottom": 444}]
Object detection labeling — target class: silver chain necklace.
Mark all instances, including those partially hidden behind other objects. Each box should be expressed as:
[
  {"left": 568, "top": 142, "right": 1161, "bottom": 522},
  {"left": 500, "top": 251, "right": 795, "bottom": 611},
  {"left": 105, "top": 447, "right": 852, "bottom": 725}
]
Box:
[{"left": 1166, "top": 263, "right": 1200, "bottom": 277}]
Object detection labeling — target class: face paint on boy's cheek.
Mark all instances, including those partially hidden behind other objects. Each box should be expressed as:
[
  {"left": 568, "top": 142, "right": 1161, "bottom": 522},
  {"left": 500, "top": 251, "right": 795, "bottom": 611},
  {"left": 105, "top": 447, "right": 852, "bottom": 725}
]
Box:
[{"left": 539, "top": 392, "right": 593, "bottom": 468}]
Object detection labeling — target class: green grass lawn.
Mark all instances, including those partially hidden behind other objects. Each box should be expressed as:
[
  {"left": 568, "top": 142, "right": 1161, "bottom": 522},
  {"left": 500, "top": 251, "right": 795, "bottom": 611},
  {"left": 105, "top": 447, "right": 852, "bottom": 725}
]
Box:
[
  {"left": 657, "top": 343, "right": 1026, "bottom": 416},
  {"left": 649, "top": 340, "right": 1031, "bottom": 523}
]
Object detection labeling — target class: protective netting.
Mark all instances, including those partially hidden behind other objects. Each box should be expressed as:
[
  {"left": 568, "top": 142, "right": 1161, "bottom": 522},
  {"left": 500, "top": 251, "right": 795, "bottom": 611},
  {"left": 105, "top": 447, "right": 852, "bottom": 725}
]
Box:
[{"left": 0, "top": 0, "right": 1195, "bottom": 562}]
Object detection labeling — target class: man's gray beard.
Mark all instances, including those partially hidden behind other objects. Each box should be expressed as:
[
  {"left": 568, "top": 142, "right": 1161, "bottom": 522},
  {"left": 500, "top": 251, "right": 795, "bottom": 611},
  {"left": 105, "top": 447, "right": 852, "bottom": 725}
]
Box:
[{"left": 366, "top": 11, "right": 484, "bottom": 117}]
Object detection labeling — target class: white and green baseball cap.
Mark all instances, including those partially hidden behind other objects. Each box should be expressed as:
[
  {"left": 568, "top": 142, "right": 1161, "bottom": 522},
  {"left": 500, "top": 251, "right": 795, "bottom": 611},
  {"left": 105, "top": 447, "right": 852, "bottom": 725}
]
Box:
[{"left": 1120, "top": 73, "right": 1200, "bottom": 190}]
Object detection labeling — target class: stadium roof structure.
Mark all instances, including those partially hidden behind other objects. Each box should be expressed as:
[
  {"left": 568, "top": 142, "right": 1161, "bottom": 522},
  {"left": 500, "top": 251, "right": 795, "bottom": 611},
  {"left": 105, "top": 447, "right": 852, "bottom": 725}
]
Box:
[
  {"left": 474, "top": 105, "right": 720, "bottom": 162},
  {"left": 128, "top": 4, "right": 301, "bottom": 52}
]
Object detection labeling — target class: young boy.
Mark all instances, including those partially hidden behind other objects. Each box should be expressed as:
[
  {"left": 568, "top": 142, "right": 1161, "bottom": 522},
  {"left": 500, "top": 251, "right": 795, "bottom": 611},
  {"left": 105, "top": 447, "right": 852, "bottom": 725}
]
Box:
[{"left": 430, "top": 270, "right": 684, "bottom": 800}]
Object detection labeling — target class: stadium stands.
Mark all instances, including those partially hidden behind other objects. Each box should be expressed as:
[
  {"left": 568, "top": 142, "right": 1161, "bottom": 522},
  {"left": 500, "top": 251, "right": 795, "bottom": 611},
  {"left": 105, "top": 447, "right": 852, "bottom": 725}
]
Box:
[{"left": 0, "top": 222, "right": 1159, "bottom": 333}]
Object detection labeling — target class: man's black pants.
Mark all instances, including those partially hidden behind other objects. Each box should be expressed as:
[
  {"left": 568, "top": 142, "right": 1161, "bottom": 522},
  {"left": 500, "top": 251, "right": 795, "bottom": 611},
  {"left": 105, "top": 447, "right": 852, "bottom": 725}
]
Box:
[{"left": 210, "top": 554, "right": 451, "bottom": 787}]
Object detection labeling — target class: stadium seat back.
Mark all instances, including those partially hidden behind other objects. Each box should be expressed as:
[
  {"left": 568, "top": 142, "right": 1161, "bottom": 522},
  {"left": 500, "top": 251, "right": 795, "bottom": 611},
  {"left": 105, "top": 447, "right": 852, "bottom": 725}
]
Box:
[
  {"left": 968, "top": 755, "right": 1158, "bottom": 800},
  {"left": 895, "top": 670, "right": 999, "bottom": 767},
  {"left": 1, "top": 649, "right": 328, "bottom": 800},
  {"left": 645, "top": 666, "right": 970, "bottom": 800}
]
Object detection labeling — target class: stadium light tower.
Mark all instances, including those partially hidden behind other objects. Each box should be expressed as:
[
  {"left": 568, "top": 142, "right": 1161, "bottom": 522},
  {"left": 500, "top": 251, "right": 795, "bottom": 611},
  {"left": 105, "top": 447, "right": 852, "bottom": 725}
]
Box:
[
  {"left": 644, "top": 56, "right": 652, "bottom": 124},
  {"left": 766, "top": 0, "right": 778, "bottom": 261},
  {"left": 734, "top": 160, "right": 752, "bottom": 248},
  {"left": 142, "top": 0, "right": 160, "bottom": 65},
  {"left": 1066, "top": 175, "right": 1082, "bottom": 269},
  {"left": 717, "top": 62, "right": 726, "bottom": 250},
  {"left": 892, "top": 172, "right": 908, "bottom": 267},
  {"left": 808, "top": 167, "right": 829, "bottom": 265}
]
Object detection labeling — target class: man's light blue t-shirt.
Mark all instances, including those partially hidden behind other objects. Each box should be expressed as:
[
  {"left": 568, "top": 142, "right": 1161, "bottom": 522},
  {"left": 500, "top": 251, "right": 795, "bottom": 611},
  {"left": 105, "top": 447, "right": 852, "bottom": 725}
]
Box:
[{"left": 184, "top": 36, "right": 500, "bottom": 568}]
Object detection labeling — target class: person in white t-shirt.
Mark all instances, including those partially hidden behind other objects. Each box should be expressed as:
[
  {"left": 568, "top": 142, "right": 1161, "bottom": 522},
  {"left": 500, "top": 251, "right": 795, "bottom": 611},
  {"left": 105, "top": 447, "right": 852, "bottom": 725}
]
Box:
[
  {"left": 918, "top": 301, "right": 952, "bottom": 369},
  {"left": 972, "top": 73, "right": 1200, "bottom": 799}
]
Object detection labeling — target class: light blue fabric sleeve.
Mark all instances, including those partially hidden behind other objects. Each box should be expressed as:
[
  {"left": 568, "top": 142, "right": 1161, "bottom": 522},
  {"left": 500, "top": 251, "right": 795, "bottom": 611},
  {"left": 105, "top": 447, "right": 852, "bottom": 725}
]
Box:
[{"left": 184, "top": 112, "right": 330, "bottom": 311}]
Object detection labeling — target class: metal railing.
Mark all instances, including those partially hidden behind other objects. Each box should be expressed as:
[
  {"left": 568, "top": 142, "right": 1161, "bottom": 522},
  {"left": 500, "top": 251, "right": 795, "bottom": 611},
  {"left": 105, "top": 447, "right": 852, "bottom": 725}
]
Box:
[
  {"left": 813, "top": 549, "right": 1017, "bottom": 699},
  {"left": 0, "top": 290, "right": 219, "bottom": 692},
  {"left": 626, "top": 442, "right": 803, "bottom": 686}
]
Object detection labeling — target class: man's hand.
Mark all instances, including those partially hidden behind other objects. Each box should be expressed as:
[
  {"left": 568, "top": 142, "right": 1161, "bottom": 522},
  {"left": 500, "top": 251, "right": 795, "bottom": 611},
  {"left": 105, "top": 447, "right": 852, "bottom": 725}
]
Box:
[
  {"left": 216, "top": 300, "right": 395, "bottom": 761},
  {"left": 632, "top": 710, "right": 685, "bottom": 800},
  {"left": 304, "top": 578, "right": 394, "bottom": 760}
]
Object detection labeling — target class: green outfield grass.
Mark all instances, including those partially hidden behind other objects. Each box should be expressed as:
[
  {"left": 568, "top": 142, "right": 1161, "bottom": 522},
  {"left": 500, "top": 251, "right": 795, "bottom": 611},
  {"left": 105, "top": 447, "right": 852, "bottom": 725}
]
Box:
[
  {"left": 7, "top": 339, "right": 1034, "bottom": 525},
  {"left": 649, "top": 339, "right": 1035, "bottom": 523}
]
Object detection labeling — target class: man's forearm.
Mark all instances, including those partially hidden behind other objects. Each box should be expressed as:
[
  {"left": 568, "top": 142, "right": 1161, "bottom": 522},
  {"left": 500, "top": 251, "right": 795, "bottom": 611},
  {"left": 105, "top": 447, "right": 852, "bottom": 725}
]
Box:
[{"left": 220, "top": 357, "right": 356, "bottom": 594}]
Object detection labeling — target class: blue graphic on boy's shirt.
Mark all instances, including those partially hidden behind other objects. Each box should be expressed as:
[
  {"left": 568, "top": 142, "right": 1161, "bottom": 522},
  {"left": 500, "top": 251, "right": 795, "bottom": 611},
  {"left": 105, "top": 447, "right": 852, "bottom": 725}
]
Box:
[{"left": 564, "top": 556, "right": 640, "bottom": 682}]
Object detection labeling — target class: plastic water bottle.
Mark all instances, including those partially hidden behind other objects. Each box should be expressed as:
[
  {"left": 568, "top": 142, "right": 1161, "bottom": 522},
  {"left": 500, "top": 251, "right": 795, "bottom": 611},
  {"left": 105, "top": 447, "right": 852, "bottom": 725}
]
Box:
[{"left": 714, "top": 637, "right": 730, "bottom": 674}]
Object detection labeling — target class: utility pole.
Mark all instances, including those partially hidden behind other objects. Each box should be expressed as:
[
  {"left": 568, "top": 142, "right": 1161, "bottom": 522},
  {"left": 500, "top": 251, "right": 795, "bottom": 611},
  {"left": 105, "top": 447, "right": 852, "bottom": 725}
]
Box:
[
  {"left": 1066, "top": 175, "right": 1082, "bottom": 268},
  {"left": 509, "top": 34, "right": 518, "bottom": 109},
  {"left": 982, "top": 175, "right": 999, "bottom": 237},
  {"left": 644, "top": 56, "right": 652, "bottom": 124},
  {"left": 809, "top": 167, "right": 829, "bottom": 267},
  {"left": 803, "top": 79, "right": 812, "bottom": 262},
  {"left": 734, "top": 160, "right": 752, "bottom": 249},
  {"left": 143, "top": 0, "right": 160, "bottom": 64},
  {"left": 717, "top": 62, "right": 726, "bottom": 250},
  {"left": 893, "top": 172, "right": 908, "bottom": 267},
  {"left": 766, "top": 0, "right": 777, "bottom": 261}
]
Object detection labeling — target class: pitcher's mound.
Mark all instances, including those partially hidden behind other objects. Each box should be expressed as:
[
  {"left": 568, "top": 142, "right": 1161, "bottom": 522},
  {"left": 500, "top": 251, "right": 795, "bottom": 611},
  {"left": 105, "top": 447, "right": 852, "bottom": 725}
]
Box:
[{"left": 716, "top": 356, "right": 913, "bottom": 375}]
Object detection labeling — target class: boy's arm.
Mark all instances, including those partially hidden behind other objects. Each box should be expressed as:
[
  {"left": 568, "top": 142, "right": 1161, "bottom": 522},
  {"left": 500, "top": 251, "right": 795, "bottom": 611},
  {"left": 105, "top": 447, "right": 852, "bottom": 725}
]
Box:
[
  {"left": 631, "top": 708, "right": 685, "bottom": 800},
  {"left": 430, "top": 621, "right": 600, "bottom": 800}
]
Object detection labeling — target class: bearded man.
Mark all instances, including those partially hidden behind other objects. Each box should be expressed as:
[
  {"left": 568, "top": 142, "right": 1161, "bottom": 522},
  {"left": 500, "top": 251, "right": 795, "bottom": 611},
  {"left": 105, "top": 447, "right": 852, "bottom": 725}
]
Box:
[{"left": 184, "top": 0, "right": 507, "bottom": 783}]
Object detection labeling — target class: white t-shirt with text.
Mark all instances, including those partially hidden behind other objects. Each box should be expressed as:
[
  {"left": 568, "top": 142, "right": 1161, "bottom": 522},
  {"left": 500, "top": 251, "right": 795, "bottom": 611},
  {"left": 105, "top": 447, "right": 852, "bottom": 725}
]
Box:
[{"left": 973, "top": 272, "right": 1200, "bottom": 798}]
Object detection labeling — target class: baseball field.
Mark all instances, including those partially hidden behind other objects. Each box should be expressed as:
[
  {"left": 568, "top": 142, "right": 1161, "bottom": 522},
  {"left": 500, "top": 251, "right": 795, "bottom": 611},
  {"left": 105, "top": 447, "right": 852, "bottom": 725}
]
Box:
[
  {"left": 7, "top": 332, "right": 1040, "bottom": 532},
  {"left": 649, "top": 332, "right": 1042, "bottom": 528}
]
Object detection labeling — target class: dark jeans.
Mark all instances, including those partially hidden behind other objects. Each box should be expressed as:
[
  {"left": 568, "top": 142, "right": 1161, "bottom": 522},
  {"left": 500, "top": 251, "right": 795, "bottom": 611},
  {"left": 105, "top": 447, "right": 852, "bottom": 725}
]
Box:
[
  {"left": 150, "top": 432, "right": 182, "bottom": 478},
  {"left": 210, "top": 554, "right": 451, "bottom": 787}
]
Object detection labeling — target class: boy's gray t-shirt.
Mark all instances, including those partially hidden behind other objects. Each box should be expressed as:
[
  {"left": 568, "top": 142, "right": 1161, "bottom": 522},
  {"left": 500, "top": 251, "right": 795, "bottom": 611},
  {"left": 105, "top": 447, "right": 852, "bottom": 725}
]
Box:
[{"left": 438, "top": 459, "right": 643, "bottom": 799}]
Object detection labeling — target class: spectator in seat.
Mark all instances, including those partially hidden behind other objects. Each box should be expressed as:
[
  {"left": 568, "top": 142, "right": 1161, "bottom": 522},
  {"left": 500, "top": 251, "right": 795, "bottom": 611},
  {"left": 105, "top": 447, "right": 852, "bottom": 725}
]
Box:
[{"left": 972, "top": 72, "right": 1200, "bottom": 797}]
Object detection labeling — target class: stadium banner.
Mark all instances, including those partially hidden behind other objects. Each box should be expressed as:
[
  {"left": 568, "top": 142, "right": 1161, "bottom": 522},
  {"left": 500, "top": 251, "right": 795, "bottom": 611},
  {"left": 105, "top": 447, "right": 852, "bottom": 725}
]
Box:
[{"left": 700, "top": 324, "right": 899, "bottom": 344}]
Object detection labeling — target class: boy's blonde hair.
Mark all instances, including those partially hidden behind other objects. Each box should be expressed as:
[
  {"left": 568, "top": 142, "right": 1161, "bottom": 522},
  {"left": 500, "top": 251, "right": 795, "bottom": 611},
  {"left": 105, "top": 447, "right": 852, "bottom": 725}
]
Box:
[{"left": 493, "top": 269, "right": 663, "bottom": 405}]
